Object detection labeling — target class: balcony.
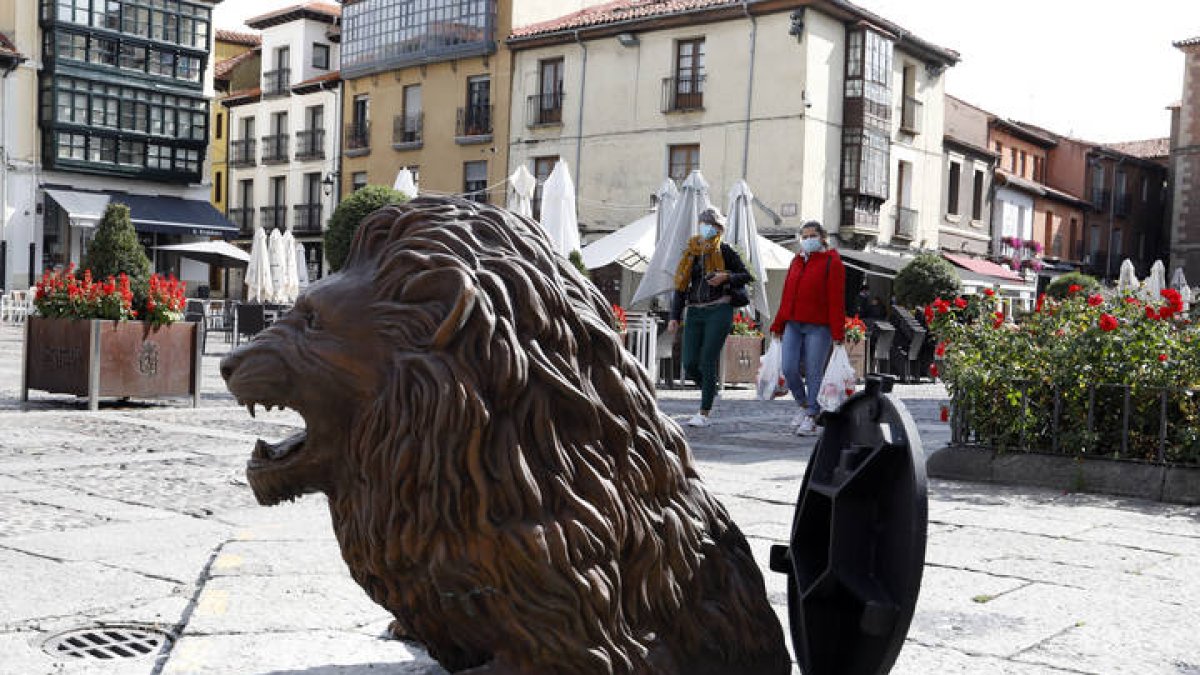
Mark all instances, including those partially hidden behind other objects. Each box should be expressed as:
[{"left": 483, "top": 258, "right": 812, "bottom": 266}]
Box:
[
  {"left": 262, "top": 68, "right": 291, "bottom": 98},
  {"left": 229, "top": 139, "right": 256, "bottom": 167},
  {"left": 295, "top": 129, "right": 325, "bottom": 160},
  {"left": 345, "top": 121, "right": 370, "bottom": 154},
  {"left": 259, "top": 205, "right": 287, "bottom": 232},
  {"left": 230, "top": 207, "right": 255, "bottom": 235},
  {"left": 526, "top": 92, "right": 565, "bottom": 127},
  {"left": 392, "top": 113, "right": 423, "bottom": 148},
  {"left": 1091, "top": 188, "right": 1110, "bottom": 211},
  {"left": 455, "top": 105, "right": 492, "bottom": 141},
  {"left": 293, "top": 204, "right": 323, "bottom": 233},
  {"left": 894, "top": 206, "right": 918, "bottom": 240},
  {"left": 261, "top": 134, "right": 289, "bottom": 164},
  {"left": 661, "top": 75, "right": 705, "bottom": 112},
  {"left": 899, "top": 96, "right": 923, "bottom": 134}
]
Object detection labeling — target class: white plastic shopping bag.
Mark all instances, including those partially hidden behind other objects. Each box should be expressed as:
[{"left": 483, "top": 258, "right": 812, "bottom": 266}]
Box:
[
  {"left": 756, "top": 339, "right": 787, "bottom": 401},
  {"left": 817, "top": 345, "right": 857, "bottom": 412}
]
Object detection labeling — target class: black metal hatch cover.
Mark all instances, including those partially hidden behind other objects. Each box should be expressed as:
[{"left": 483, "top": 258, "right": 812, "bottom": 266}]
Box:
[{"left": 770, "top": 375, "right": 928, "bottom": 675}]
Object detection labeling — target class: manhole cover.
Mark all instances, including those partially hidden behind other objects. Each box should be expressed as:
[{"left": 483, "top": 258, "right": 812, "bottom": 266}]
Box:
[{"left": 43, "top": 625, "right": 173, "bottom": 660}]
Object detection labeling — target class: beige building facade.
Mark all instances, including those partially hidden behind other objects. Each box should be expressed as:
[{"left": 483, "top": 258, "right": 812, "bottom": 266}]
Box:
[
  {"left": 506, "top": 1, "right": 957, "bottom": 251},
  {"left": 0, "top": 3, "right": 38, "bottom": 291},
  {"left": 1171, "top": 36, "right": 1200, "bottom": 282}
]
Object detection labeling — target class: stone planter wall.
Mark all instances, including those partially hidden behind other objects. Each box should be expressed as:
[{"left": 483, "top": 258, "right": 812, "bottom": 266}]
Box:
[
  {"left": 722, "top": 335, "right": 762, "bottom": 385},
  {"left": 23, "top": 317, "right": 200, "bottom": 410}
]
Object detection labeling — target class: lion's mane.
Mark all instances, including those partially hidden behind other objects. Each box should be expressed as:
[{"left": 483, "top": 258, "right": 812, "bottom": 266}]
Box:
[{"left": 328, "top": 197, "right": 787, "bottom": 674}]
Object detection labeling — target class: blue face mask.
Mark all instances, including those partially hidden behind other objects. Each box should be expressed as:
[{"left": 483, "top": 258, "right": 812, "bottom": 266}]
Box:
[
  {"left": 801, "top": 237, "right": 823, "bottom": 254},
  {"left": 700, "top": 224, "right": 719, "bottom": 240}
]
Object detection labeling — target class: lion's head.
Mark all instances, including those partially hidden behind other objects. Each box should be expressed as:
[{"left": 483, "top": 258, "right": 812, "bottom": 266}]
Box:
[{"left": 221, "top": 197, "right": 787, "bottom": 674}]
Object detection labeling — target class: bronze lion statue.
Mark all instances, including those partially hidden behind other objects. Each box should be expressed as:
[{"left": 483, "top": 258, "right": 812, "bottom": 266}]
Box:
[{"left": 221, "top": 196, "right": 790, "bottom": 675}]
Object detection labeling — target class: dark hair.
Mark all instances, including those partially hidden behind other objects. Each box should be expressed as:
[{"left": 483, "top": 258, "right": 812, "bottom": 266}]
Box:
[{"left": 800, "top": 220, "right": 828, "bottom": 246}]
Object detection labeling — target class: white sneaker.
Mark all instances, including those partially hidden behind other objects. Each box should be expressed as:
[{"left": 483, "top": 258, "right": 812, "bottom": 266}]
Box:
[
  {"left": 686, "top": 413, "right": 711, "bottom": 427},
  {"left": 795, "top": 415, "right": 818, "bottom": 436},
  {"left": 790, "top": 411, "right": 808, "bottom": 428}
]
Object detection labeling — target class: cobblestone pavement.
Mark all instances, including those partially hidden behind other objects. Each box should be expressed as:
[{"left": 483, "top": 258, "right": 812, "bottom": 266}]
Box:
[{"left": 0, "top": 322, "right": 1198, "bottom": 674}]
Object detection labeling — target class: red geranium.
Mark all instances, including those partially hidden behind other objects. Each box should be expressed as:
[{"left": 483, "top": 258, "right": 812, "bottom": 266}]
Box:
[
  {"left": 1068, "top": 284, "right": 1082, "bottom": 295},
  {"left": 1098, "top": 313, "right": 1119, "bottom": 332},
  {"left": 939, "top": 405, "right": 949, "bottom": 422},
  {"left": 954, "top": 297, "right": 968, "bottom": 309},
  {"left": 1159, "top": 353, "right": 1169, "bottom": 362},
  {"left": 991, "top": 311, "right": 1005, "bottom": 329},
  {"left": 983, "top": 288, "right": 995, "bottom": 297},
  {"left": 929, "top": 363, "right": 939, "bottom": 378},
  {"left": 1087, "top": 294, "right": 1104, "bottom": 307}
]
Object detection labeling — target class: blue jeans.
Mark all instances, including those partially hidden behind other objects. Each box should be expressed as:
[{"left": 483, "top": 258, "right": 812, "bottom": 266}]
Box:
[{"left": 781, "top": 322, "right": 832, "bottom": 416}]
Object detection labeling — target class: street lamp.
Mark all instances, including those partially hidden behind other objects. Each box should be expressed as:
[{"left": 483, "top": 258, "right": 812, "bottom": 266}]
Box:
[{"left": 321, "top": 171, "right": 339, "bottom": 197}]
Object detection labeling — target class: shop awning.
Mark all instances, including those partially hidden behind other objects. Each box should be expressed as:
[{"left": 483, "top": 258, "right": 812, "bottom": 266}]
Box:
[
  {"left": 43, "top": 189, "right": 110, "bottom": 227},
  {"left": 942, "top": 252, "right": 1024, "bottom": 282},
  {"left": 838, "top": 248, "right": 912, "bottom": 279},
  {"left": 110, "top": 193, "right": 238, "bottom": 237}
]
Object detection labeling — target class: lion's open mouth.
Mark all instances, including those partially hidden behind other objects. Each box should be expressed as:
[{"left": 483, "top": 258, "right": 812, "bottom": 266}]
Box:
[{"left": 238, "top": 398, "right": 317, "bottom": 506}]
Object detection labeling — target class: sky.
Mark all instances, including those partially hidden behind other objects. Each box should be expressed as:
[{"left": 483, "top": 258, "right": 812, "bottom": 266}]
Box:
[{"left": 213, "top": 0, "right": 1200, "bottom": 143}]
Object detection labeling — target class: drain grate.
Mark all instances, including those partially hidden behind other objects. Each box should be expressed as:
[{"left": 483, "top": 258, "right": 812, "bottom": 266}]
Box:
[{"left": 44, "top": 625, "right": 173, "bottom": 660}]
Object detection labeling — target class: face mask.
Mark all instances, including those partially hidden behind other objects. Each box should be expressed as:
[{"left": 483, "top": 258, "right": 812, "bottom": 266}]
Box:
[
  {"left": 700, "top": 224, "right": 719, "bottom": 240},
  {"left": 801, "top": 237, "right": 823, "bottom": 254}
]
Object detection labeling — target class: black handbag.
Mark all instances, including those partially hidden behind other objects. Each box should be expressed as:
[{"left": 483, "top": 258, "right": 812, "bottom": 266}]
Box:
[{"left": 730, "top": 285, "right": 750, "bottom": 308}]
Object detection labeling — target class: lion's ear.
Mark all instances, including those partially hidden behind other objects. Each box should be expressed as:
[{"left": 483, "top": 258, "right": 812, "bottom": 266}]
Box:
[{"left": 399, "top": 268, "right": 477, "bottom": 349}]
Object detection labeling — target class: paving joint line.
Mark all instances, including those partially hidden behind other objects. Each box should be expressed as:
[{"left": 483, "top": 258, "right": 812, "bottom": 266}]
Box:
[{"left": 151, "top": 539, "right": 230, "bottom": 675}]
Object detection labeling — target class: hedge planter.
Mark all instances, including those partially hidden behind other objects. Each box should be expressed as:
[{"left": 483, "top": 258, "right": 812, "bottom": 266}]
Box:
[{"left": 22, "top": 317, "right": 200, "bottom": 410}]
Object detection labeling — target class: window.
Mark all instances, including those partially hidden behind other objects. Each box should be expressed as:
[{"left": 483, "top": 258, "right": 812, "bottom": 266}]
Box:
[
  {"left": 215, "top": 112, "right": 223, "bottom": 140},
  {"left": 1009, "top": 148, "right": 1017, "bottom": 172},
  {"left": 1019, "top": 151, "right": 1027, "bottom": 177},
  {"left": 312, "top": 43, "right": 330, "bottom": 69},
  {"left": 118, "top": 139, "right": 144, "bottom": 166},
  {"left": 119, "top": 44, "right": 147, "bottom": 72},
  {"left": 57, "top": 132, "right": 86, "bottom": 160},
  {"left": 146, "top": 144, "right": 170, "bottom": 170},
  {"left": 351, "top": 171, "right": 368, "bottom": 192},
  {"left": 899, "top": 64, "right": 919, "bottom": 133},
  {"left": 671, "top": 38, "right": 705, "bottom": 110},
  {"left": 1033, "top": 156, "right": 1043, "bottom": 182},
  {"left": 340, "top": 0, "right": 492, "bottom": 74},
  {"left": 89, "top": 37, "right": 118, "bottom": 66},
  {"left": 461, "top": 76, "right": 491, "bottom": 136},
  {"left": 535, "top": 58, "right": 564, "bottom": 124},
  {"left": 58, "top": 0, "right": 90, "bottom": 25},
  {"left": 531, "top": 156, "right": 556, "bottom": 219},
  {"left": 463, "top": 160, "right": 488, "bottom": 203},
  {"left": 668, "top": 144, "right": 700, "bottom": 183},
  {"left": 239, "top": 179, "right": 254, "bottom": 208},
  {"left": 349, "top": 94, "right": 370, "bottom": 149},
  {"left": 215, "top": 171, "right": 223, "bottom": 203},
  {"left": 947, "top": 161, "right": 961, "bottom": 216},
  {"left": 399, "top": 84, "right": 421, "bottom": 142},
  {"left": 1091, "top": 163, "right": 1106, "bottom": 207},
  {"left": 972, "top": 169, "right": 984, "bottom": 221}
]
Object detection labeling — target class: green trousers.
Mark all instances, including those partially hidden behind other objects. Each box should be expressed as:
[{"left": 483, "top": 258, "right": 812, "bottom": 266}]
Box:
[{"left": 682, "top": 303, "right": 734, "bottom": 412}]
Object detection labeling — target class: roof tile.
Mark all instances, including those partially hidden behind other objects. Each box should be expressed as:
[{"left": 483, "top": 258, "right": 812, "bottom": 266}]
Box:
[
  {"left": 511, "top": 0, "right": 737, "bottom": 38},
  {"left": 215, "top": 29, "right": 261, "bottom": 46}
]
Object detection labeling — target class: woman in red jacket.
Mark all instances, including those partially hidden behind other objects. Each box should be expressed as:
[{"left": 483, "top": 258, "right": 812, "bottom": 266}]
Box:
[{"left": 769, "top": 221, "right": 846, "bottom": 435}]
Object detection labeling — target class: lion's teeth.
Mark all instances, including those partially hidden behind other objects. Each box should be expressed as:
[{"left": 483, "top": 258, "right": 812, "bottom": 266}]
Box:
[{"left": 247, "top": 403, "right": 257, "bottom": 418}]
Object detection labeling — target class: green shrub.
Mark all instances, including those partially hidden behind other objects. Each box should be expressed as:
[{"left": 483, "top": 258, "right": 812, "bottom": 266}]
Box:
[
  {"left": 84, "top": 203, "right": 151, "bottom": 284},
  {"left": 1045, "top": 271, "right": 1100, "bottom": 300},
  {"left": 893, "top": 253, "right": 961, "bottom": 307},
  {"left": 568, "top": 249, "right": 589, "bottom": 279},
  {"left": 324, "top": 185, "right": 408, "bottom": 271}
]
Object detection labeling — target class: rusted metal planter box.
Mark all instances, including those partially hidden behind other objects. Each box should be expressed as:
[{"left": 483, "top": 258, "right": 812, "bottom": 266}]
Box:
[
  {"left": 721, "top": 335, "right": 762, "bottom": 385},
  {"left": 22, "top": 317, "right": 200, "bottom": 411}
]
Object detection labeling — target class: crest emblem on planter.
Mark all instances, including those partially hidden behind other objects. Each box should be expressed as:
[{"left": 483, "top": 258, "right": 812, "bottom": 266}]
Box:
[{"left": 137, "top": 341, "right": 159, "bottom": 376}]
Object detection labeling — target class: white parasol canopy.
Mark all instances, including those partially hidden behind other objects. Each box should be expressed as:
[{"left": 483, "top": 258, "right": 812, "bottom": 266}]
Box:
[
  {"left": 581, "top": 212, "right": 656, "bottom": 272},
  {"left": 654, "top": 178, "right": 679, "bottom": 243},
  {"left": 393, "top": 167, "right": 418, "bottom": 200},
  {"left": 724, "top": 180, "right": 772, "bottom": 318},
  {"left": 539, "top": 161, "right": 580, "bottom": 257},
  {"left": 1117, "top": 259, "right": 1139, "bottom": 294},
  {"left": 1171, "top": 266, "right": 1193, "bottom": 308},
  {"left": 245, "top": 226, "right": 274, "bottom": 303},
  {"left": 1144, "top": 260, "right": 1166, "bottom": 301},
  {"left": 295, "top": 242, "right": 310, "bottom": 291},
  {"left": 631, "top": 170, "right": 713, "bottom": 306},
  {"left": 507, "top": 165, "right": 537, "bottom": 218},
  {"left": 277, "top": 228, "right": 300, "bottom": 303}
]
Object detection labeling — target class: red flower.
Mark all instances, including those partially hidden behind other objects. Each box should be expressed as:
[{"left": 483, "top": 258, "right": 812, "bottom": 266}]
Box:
[
  {"left": 1068, "top": 284, "right": 1082, "bottom": 295},
  {"left": 983, "top": 288, "right": 995, "bottom": 297},
  {"left": 1124, "top": 297, "right": 1141, "bottom": 306},
  {"left": 1158, "top": 353, "right": 1168, "bottom": 362},
  {"left": 929, "top": 363, "right": 939, "bottom": 378},
  {"left": 939, "top": 406, "right": 949, "bottom": 422},
  {"left": 1098, "top": 313, "right": 1119, "bottom": 332},
  {"left": 1146, "top": 306, "right": 1159, "bottom": 320},
  {"left": 1087, "top": 294, "right": 1104, "bottom": 307},
  {"left": 991, "top": 311, "right": 1005, "bottom": 329},
  {"left": 1035, "top": 293, "right": 1046, "bottom": 313},
  {"left": 923, "top": 305, "right": 934, "bottom": 323},
  {"left": 954, "top": 297, "right": 968, "bottom": 309},
  {"left": 935, "top": 341, "right": 947, "bottom": 358}
]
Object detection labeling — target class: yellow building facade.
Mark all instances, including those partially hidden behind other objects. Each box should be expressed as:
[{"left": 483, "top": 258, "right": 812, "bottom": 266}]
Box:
[
  {"left": 209, "top": 30, "right": 260, "bottom": 214},
  {"left": 337, "top": 0, "right": 517, "bottom": 204}
]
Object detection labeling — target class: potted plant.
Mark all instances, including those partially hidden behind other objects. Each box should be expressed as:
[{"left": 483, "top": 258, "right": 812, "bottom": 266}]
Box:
[
  {"left": 722, "top": 310, "right": 763, "bottom": 385},
  {"left": 22, "top": 204, "right": 199, "bottom": 410},
  {"left": 843, "top": 315, "right": 868, "bottom": 378}
]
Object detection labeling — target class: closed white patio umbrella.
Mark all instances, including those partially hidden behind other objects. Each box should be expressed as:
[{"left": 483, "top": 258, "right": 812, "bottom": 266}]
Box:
[
  {"left": 1171, "top": 266, "right": 1193, "bottom": 308},
  {"left": 724, "top": 180, "right": 772, "bottom": 318},
  {"left": 277, "top": 228, "right": 300, "bottom": 303},
  {"left": 1144, "top": 260, "right": 1166, "bottom": 301},
  {"left": 631, "top": 170, "right": 713, "bottom": 307},
  {"left": 296, "top": 242, "right": 310, "bottom": 291},
  {"left": 508, "top": 165, "right": 537, "bottom": 218},
  {"left": 245, "top": 227, "right": 274, "bottom": 303},
  {"left": 393, "top": 167, "right": 418, "bottom": 200},
  {"left": 1117, "top": 259, "right": 1139, "bottom": 294},
  {"left": 539, "top": 161, "right": 580, "bottom": 257}
]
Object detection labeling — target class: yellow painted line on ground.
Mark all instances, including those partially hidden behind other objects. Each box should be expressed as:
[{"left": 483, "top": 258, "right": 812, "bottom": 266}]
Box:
[
  {"left": 168, "top": 640, "right": 210, "bottom": 672},
  {"left": 196, "top": 589, "right": 229, "bottom": 616},
  {"left": 213, "top": 553, "right": 243, "bottom": 570}
]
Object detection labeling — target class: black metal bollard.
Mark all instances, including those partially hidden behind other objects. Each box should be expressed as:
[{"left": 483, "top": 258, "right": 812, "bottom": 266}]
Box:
[{"left": 770, "top": 374, "right": 928, "bottom": 675}]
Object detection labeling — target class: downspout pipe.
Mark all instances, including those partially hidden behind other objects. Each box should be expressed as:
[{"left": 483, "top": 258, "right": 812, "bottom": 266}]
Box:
[
  {"left": 574, "top": 30, "right": 588, "bottom": 203},
  {"left": 741, "top": 1, "right": 757, "bottom": 179}
]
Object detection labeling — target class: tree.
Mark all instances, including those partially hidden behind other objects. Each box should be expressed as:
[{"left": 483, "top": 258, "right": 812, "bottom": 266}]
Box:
[
  {"left": 1045, "top": 271, "right": 1100, "bottom": 300},
  {"left": 324, "top": 185, "right": 409, "bottom": 272},
  {"left": 84, "top": 203, "right": 152, "bottom": 283},
  {"left": 893, "top": 253, "right": 961, "bottom": 307}
]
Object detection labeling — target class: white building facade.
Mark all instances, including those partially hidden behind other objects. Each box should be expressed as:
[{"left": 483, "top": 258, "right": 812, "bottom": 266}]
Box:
[
  {"left": 226, "top": 4, "right": 340, "bottom": 281},
  {"left": 0, "top": 2, "right": 37, "bottom": 293}
]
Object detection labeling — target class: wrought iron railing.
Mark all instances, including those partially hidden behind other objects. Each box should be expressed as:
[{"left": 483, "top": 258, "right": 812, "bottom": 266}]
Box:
[
  {"left": 895, "top": 206, "right": 918, "bottom": 240},
  {"left": 259, "top": 205, "right": 287, "bottom": 231},
  {"left": 526, "top": 92, "right": 565, "bottom": 126},
  {"left": 899, "top": 96, "right": 922, "bottom": 134},
  {"left": 261, "top": 134, "right": 289, "bottom": 163},
  {"left": 345, "top": 121, "right": 370, "bottom": 151},
  {"left": 949, "top": 378, "right": 1200, "bottom": 465},
  {"left": 229, "top": 139, "right": 256, "bottom": 167},
  {"left": 230, "top": 207, "right": 254, "bottom": 234},
  {"left": 262, "top": 68, "right": 290, "bottom": 97},
  {"left": 661, "top": 75, "right": 705, "bottom": 112},
  {"left": 295, "top": 129, "right": 325, "bottom": 160},
  {"left": 293, "top": 204, "right": 323, "bottom": 233},
  {"left": 392, "top": 113, "right": 423, "bottom": 144},
  {"left": 456, "top": 105, "right": 492, "bottom": 137}
]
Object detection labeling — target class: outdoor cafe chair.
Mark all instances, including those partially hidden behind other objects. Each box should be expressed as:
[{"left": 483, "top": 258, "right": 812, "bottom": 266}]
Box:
[
  {"left": 184, "top": 310, "right": 208, "bottom": 355},
  {"left": 233, "top": 303, "right": 267, "bottom": 347}
]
